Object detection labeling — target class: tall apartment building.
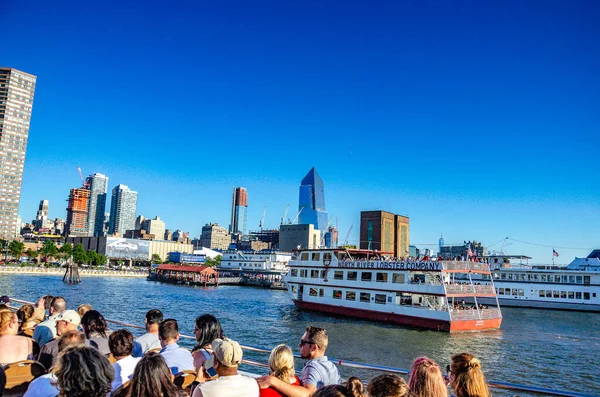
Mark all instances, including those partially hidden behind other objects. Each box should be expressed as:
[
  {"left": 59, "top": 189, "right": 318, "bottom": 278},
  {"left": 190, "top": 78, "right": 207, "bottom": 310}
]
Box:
[
  {"left": 298, "top": 167, "right": 329, "bottom": 233},
  {"left": 85, "top": 173, "right": 109, "bottom": 237},
  {"left": 200, "top": 223, "right": 230, "bottom": 250},
  {"left": 229, "top": 187, "right": 248, "bottom": 235},
  {"left": 65, "top": 188, "right": 91, "bottom": 236},
  {"left": 142, "top": 216, "right": 165, "bottom": 240},
  {"left": 0, "top": 68, "right": 37, "bottom": 239},
  {"left": 34, "top": 199, "right": 49, "bottom": 230},
  {"left": 359, "top": 210, "right": 410, "bottom": 258},
  {"left": 108, "top": 184, "right": 138, "bottom": 236}
]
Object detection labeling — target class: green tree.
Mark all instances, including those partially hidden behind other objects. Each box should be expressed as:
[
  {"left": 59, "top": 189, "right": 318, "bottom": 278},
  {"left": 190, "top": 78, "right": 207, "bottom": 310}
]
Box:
[
  {"left": 59, "top": 243, "right": 73, "bottom": 259},
  {"left": 39, "top": 240, "right": 59, "bottom": 260},
  {"left": 205, "top": 255, "right": 222, "bottom": 267},
  {"left": 25, "top": 248, "right": 37, "bottom": 261},
  {"left": 151, "top": 254, "right": 162, "bottom": 264},
  {"left": 8, "top": 240, "right": 25, "bottom": 260},
  {"left": 96, "top": 254, "right": 107, "bottom": 266},
  {"left": 72, "top": 243, "right": 87, "bottom": 265},
  {"left": 87, "top": 250, "right": 98, "bottom": 266}
]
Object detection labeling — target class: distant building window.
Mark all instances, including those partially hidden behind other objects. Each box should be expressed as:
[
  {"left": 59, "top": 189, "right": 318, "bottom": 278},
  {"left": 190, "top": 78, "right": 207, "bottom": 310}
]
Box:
[
  {"left": 361, "top": 272, "right": 372, "bottom": 282},
  {"left": 347, "top": 271, "right": 357, "bottom": 281}
]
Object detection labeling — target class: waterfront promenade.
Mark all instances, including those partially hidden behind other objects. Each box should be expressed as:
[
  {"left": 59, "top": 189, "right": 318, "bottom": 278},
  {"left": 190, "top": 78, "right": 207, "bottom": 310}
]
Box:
[{"left": 0, "top": 266, "right": 147, "bottom": 277}]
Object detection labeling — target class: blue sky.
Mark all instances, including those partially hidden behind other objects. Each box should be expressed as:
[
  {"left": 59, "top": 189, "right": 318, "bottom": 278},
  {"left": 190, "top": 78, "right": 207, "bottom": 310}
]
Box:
[{"left": 1, "top": 0, "right": 598, "bottom": 263}]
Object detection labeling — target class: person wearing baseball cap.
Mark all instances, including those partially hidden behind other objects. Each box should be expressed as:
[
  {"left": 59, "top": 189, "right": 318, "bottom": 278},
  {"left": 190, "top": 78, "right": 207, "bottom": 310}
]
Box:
[
  {"left": 192, "top": 337, "right": 258, "bottom": 397},
  {"left": 38, "top": 310, "right": 81, "bottom": 370}
]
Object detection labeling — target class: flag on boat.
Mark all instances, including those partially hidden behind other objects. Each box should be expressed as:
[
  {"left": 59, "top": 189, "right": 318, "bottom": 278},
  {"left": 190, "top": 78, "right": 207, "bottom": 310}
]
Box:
[
  {"left": 467, "top": 245, "right": 474, "bottom": 258},
  {"left": 553, "top": 249, "right": 559, "bottom": 257}
]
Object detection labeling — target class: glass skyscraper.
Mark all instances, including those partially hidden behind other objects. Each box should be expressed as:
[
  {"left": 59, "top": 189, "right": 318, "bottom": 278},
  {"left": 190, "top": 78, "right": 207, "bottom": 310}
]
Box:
[
  {"left": 108, "top": 184, "right": 138, "bottom": 235},
  {"left": 86, "top": 173, "right": 109, "bottom": 236},
  {"left": 0, "top": 68, "right": 36, "bottom": 239},
  {"left": 230, "top": 187, "right": 248, "bottom": 235},
  {"left": 298, "top": 167, "right": 329, "bottom": 233}
]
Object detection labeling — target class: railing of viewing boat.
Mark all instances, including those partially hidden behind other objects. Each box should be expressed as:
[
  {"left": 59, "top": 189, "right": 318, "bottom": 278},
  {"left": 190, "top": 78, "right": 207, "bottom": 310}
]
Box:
[
  {"left": 445, "top": 284, "right": 496, "bottom": 294},
  {"left": 443, "top": 261, "right": 491, "bottom": 272},
  {"left": 7, "top": 297, "right": 597, "bottom": 397}
]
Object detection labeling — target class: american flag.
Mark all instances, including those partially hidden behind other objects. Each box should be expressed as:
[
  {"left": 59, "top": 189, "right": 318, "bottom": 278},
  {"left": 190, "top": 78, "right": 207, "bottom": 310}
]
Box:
[{"left": 553, "top": 249, "right": 559, "bottom": 257}]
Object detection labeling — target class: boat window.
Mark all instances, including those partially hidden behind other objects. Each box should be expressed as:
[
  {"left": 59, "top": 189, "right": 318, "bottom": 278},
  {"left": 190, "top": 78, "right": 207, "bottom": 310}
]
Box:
[
  {"left": 576, "top": 276, "right": 583, "bottom": 284},
  {"left": 533, "top": 274, "right": 539, "bottom": 281},
  {"left": 291, "top": 286, "right": 297, "bottom": 293},
  {"left": 508, "top": 274, "right": 513, "bottom": 280},
  {"left": 546, "top": 290, "right": 552, "bottom": 297},
  {"left": 392, "top": 273, "right": 405, "bottom": 283},
  {"left": 493, "top": 273, "right": 500, "bottom": 279},
  {"left": 539, "top": 290, "right": 544, "bottom": 297},
  {"left": 388, "top": 296, "right": 392, "bottom": 303},
  {"left": 519, "top": 274, "right": 526, "bottom": 281},
  {"left": 554, "top": 275, "right": 561, "bottom": 283},
  {"left": 561, "top": 291, "right": 566, "bottom": 299},
  {"left": 499, "top": 289, "right": 505, "bottom": 295},
  {"left": 376, "top": 272, "right": 388, "bottom": 282},
  {"left": 501, "top": 273, "right": 506, "bottom": 280},
  {"left": 347, "top": 271, "right": 357, "bottom": 281},
  {"left": 553, "top": 291, "right": 559, "bottom": 298},
  {"left": 541, "top": 275, "right": 547, "bottom": 282},
  {"left": 584, "top": 292, "right": 590, "bottom": 300},
  {"left": 569, "top": 276, "right": 575, "bottom": 283},
  {"left": 584, "top": 276, "right": 590, "bottom": 285},
  {"left": 361, "top": 272, "right": 372, "bottom": 282},
  {"left": 576, "top": 292, "right": 582, "bottom": 299},
  {"left": 319, "top": 289, "right": 324, "bottom": 297},
  {"left": 291, "top": 269, "right": 298, "bottom": 277},
  {"left": 332, "top": 290, "right": 342, "bottom": 299},
  {"left": 518, "top": 289, "right": 524, "bottom": 296},
  {"left": 301, "top": 253, "right": 309, "bottom": 261},
  {"left": 512, "top": 289, "right": 518, "bottom": 296},
  {"left": 311, "top": 270, "right": 319, "bottom": 278},
  {"left": 346, "top": 291, "right": 356, "bottom": 300},
  {"left": 310, "top": 288, "right": 318, "bottom": 296},
  {"left": 568, "top": 291, "right": 574, "bottom": 299},
  {"left": 360, "top": 292, "right": 371, "bottom": 302},
  {"left": 375, "top": 294, "right": 386, "bottom": 304},
  {"left": 320, "top": 270, "right": 326, "bottom": 278},
  {"left": 312, "top": 253, "right": 320, "bottom": 261},
  {"left": 561, "top": 276, "right": 568, "bottom": 283},
  {"left": 334, "top": 271, "right": 344, "bottom": 280},
  {"left": 300, "top": 269, "right": 307, "bottom": 277}
]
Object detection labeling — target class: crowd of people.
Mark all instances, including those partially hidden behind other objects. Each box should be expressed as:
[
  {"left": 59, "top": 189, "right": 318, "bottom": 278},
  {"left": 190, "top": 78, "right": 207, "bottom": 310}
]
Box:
[{"left": 0, "top": 295, "right": 492, "bottom": 397}]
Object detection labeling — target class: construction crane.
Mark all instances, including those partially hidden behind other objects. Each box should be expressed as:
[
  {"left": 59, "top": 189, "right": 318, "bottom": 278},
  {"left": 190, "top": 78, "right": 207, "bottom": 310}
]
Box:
[
  {"left": 77, "top": 166, "right": 89, "bottom": 188},
  {"left": 259, "top": 206, "right": 267, "bottom": 230},
  {"left": 291, "top": 207, "right": 303, "bottom": 224},
  {"left": 281, "top": 204, "right": 289, "bottom": 225},
  {"left": 343, "top": 225, "right": 353, "bottom": 246}
]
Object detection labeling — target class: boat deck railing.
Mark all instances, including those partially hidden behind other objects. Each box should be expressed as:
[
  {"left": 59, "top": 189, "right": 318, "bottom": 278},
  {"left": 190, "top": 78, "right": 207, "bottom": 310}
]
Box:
[
  {"left": 443, "top": 261, "right": 491, "bottom": 273},
  {"left": 7, "top": 297, "right": 597, "bottom": 397},
  {"left": 449, "top": 308, "right": 501, "bottom": 320},
  {"left": 445, "top": 284, "right": 496, "bottom": 295}
]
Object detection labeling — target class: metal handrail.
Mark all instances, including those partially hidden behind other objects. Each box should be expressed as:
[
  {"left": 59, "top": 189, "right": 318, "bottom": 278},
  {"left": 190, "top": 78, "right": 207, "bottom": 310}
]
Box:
[{"left": 7, "top": 297, "right": 598, "bottom": 397}]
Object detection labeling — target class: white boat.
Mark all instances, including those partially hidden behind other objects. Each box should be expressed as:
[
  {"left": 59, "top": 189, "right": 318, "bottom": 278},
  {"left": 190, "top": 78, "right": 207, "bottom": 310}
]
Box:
[
  {"left": 283, "top": 248, "right": 503, "bottom": 332},
  {"left": 471, "top": 251, "right": 600, "bottom": 311},
  {"left": 219, "top": 250, "right": 291, "bottom": 273}
]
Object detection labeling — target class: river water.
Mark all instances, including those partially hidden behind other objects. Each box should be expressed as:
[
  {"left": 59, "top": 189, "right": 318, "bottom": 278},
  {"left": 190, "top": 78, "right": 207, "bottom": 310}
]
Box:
[{"left": 1, "top": 274, "right": 598, "bottom": 396}]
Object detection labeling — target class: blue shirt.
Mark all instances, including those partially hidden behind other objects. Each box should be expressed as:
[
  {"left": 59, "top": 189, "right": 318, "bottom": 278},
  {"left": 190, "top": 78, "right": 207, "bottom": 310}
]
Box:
[
  {"left": 33, "top": 315, "right": 59, "bottom": 347},
  {"left": 132, "top": 333, "right": 161, "bottom": 357},
  {"left": 160, "top": 343, "right": 194, "bottom": 375},
  {"left": 301, "top": 356, "right": 341, "bottom": 389}
]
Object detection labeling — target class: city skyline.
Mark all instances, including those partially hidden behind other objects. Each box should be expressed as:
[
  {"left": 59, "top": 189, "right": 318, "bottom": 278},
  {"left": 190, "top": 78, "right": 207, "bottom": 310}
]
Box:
[{"left": 2, "top": 1, "right": 599, "bottom": 263}]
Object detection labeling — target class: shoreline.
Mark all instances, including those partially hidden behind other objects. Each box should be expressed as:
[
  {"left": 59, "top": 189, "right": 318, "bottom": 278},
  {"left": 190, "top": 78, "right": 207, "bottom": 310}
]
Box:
[{"left": 0, "top": 267, "right": 148, "bottom": 278}]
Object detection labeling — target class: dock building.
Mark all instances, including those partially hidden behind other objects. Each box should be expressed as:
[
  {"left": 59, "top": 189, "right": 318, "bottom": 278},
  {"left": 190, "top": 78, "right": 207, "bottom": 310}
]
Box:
[{"left": 0, "top": 68, "right": 37, "bottom": 239}]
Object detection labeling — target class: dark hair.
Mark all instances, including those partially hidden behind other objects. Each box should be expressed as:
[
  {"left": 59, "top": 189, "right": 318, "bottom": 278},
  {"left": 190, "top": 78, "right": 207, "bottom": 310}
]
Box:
[
  {"left": 146, "top": 309, "right": 164, "bottom": 325},
  {"left": 306, "top": 325, "right": 328, "bottom": 350},
  {"left": 368, "top": 374, "right": 412, "bottom": 397},
  {"left": 108, "top": 329, "right": 134, "bottom": 357},
  {"left": 55, "top": 345, "right": 114, "bottom": 397},
  {"left": 192, "top": 314, "right": 223, "bottom": 352},
  {"left": 158, "top": 319, "right": 179, "bottom": 342},
  {"left": 58, "top": 330, "right": 86, "bottom": 352},
  {"left": 129, "top": 352, "right": 184, "bottom": 397},
  {"left": 43, "top": 295, "right": 54, "bottom": 309},
  {"left": 81, "top": 310, "right": 109, "bottom": 338},
  {"left": 312, "top": 377, "right": 364, "bottom": 397}
]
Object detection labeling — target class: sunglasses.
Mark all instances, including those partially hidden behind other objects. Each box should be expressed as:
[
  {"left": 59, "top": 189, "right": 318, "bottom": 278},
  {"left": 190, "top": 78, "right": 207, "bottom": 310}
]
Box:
[{"left": 299, "top": 339, "right": 316, "bottom": 347}]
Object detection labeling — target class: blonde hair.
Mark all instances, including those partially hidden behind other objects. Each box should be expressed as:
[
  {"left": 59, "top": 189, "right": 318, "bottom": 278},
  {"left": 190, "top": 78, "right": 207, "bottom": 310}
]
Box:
[
  {"left": 408, "top": 356, "right": 448, "bottom": 397},
  {"left": 77, "top": 304, "right": 93, "bottom": 318},
  {"left": 268, "top": 344, "right": 295, "bottom": 381},
  {"left": 368, "top": 374, "right": 411, "bottom": 397},
  {"left": 0, "top": 309, "right": 16, "bottom": 336},
  {"left": 450, "top": 353, "right": 490, "bottom": 397}
]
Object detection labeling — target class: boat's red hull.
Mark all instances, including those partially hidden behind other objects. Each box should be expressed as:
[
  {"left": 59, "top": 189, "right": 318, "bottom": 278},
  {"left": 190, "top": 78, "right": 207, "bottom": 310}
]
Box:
[{"left": 293, "top": 300, "right": 502, "bottom": 332}]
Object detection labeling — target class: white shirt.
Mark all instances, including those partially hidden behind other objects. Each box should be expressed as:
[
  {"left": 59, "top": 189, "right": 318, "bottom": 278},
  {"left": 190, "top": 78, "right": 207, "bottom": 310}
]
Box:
[
  {"left": 111, "top": 355, "right": 141, "bottom": 391},
  {"left": 192, "top": 374, "right": 259, "bottom": 397},
  {"left": 23, "top": 373, "right": 59, "bottom": 397}
]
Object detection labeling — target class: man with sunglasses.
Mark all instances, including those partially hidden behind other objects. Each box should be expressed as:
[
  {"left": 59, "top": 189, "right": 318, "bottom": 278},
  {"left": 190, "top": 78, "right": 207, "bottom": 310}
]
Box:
[{"left": 257, "top": 326, "right": 340, "bottom": 397}]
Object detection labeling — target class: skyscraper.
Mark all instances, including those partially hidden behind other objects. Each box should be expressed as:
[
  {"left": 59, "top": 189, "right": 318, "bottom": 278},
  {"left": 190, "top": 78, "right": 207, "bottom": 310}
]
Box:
[
  {"left": 359, "top": 210, "right": 410, "bottom": 258},
  {"left": 0, "top": 68, "right": 37, "bottom": 239},
  {"left": 108, "top": 184, "right": 138, "bottom": 236},
  {"left": 34, "top": 199, "right": 49, "bottom": 230},
  {"left": 64, "top": 188, "right": 90, "bottom": 237},
  {"left": 229, "top": 187, "right": 248, "bottom": 235},
  {"left": 85, "top": 173, "right": 109, "bottom": 237},
  {"left": 298, "top": 167, "right": 328, "bottom": 232}
]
